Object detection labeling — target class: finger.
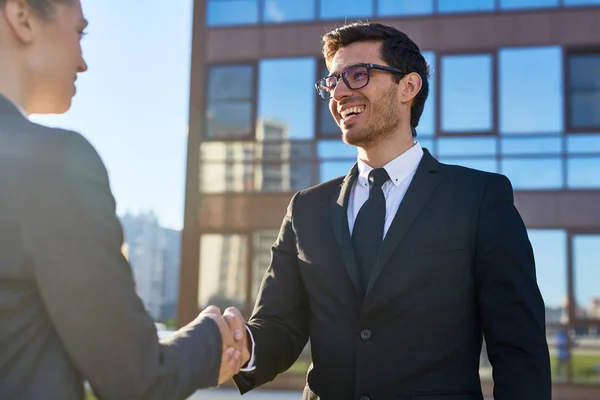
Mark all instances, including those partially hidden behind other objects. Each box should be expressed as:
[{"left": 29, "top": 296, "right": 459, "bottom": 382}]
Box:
[
  {"left": 223, "top": 307, "right": 245, "bottom": 341},
  {"left": 203, "top": 305, "right": 221, "bottom": 315}
]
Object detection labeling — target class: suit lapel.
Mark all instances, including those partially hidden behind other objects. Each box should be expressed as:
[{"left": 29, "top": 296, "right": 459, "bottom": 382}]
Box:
[
  {"left": 364, "top": 149, "right": 441, "bottom": 299},
  {"left": 330, "top": 163, "right": 362, "bottom": 297}
]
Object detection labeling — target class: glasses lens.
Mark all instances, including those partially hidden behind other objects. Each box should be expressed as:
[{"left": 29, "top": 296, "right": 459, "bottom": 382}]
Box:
[
  {"left": 317, "top": 77, "right": 334, "bottom": 99},
  {"left": 344, "top": 65, "right": 369, "bottom": 90}
]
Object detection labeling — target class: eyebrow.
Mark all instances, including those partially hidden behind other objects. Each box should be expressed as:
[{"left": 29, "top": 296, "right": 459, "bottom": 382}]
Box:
[{"left": 328, "top": 63, "right": 365, "bottom": 77}]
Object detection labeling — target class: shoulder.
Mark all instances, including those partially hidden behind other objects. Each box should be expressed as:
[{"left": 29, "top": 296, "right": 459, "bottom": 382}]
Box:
[{"left": 438, "top": 162, "right": 513, "bottom": 193}]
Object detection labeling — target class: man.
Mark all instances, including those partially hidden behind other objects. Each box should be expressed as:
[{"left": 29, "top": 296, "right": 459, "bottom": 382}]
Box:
[
  {"left": 230, "top": 22, "right": 551, "bottom": 399},
  {"left": 0, "top": 1, "right": 248, "bottom": 399}
]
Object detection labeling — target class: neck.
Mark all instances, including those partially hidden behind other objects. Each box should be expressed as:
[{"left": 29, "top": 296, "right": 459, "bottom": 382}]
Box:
[
  {"left": 0, "top": 54, "right": 31, "bottom": 116},
  {"left": 357, "top": 126, "right": 415, "bottom": 169}
]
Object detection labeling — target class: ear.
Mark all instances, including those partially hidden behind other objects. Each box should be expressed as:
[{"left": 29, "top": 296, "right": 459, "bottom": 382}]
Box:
[
  {"left": 3, "top": 0, "right": 37, "bottom": 44},
  {"left": 398, "top": 72, "right": 422, "bottom": 105}
]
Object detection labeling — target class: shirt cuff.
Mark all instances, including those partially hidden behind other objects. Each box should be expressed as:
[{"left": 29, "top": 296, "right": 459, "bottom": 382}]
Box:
[{"left": 239, "top": 325, "right": 256, "bottom": 372}]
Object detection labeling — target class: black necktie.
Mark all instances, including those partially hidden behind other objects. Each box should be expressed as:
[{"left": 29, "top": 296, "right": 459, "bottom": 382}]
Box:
[{"left": 352, "top": 168, "right": 390, "bottom": 293}]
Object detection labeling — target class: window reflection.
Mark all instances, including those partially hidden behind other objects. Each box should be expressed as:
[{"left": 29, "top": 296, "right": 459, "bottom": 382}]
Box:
[
  {"left": 501, "top": 158, "right": 563, "bottom": 189},
  {"left": 263, "top": 0, "right": 315, "bottom": 23},
  {"left": 319, "top": 0, "right": 373, "bottom": 19},
  {"left": 499, "top": 47, "right": 563, "bottom": 134},
  {"left": 206, "top": 0, "right": 259, "bottom": 26},
  {"left": 437, "top": 137, "right": 496, "bottom": 157},
  {"left": 573, "top": 235, "right": 600, "bottom": 320},
  {"left": 501, "top": 137, "right": 562, "bottom": 155},
  {"left": 568, "top": 157, "right": 600, "bottom": 188},
  {"left": 259, "top": 58, "right": 315, "bottom": 140},
  {"left": 567, "top": 134, "right": 600, "bottom": 153},
  {"left": 201, "top": 163, "right": 255, "bottom": 193},
  {"left": 437, "top": 157, "right": 497, "bottom": 173},
  {"left": 568, "top": 53, "right": 600, "bottom": 130},
  {"left": 419, "top": 51, "right": 436, "bottom": 137},
  {"left": 378, "top": 0, "right": 433, "bottom": 16},
  {"left": 320, "top": 160, "right": 355, "bottom": 183},
  {"left": 200, "top": 142, "right": 255, "bottom": 162},
  {"left": 565, "top": 0, "right": 600, "bottom": 5},
  {"left": 256, "top": 140, "right": 313, "bottom": 161},
  {"left": 198, "top": 234, "right": 248, "bottom": 312},
  {"left": 500, "top": 0, "right": 558, "bottom": 9},
  {"left": 438, "top": 0, "right": 495, "bottom": 13},
  {"left": 255, "top": 161, "right": 313, "bottom": 192},
  {"left": 318, "top": 140, "right": 357, "bottom": 159},
  {"left": 206, "top": 65, "right": 255, "bottom": 139},
  {"left": 441, "top": 54, "right": 493, "bottom": 132}
]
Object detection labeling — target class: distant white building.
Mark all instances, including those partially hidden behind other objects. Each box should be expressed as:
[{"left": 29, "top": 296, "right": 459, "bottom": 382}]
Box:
[{"left": 119, "top": 211, "right": 181, "bottom": 322}]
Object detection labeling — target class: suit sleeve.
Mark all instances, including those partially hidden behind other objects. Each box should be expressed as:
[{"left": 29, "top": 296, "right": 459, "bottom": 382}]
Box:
[
  {"left": 20, "top": 131, "right": 222, "bottom": 400},
  {"left": 475, "top": 174, "right": 552, "bottom": 400},
  {"left": 233, "top": 192, "right": 310, "bottom": 393}
]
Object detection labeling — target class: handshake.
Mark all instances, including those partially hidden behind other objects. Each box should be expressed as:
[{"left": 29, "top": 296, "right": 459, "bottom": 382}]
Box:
[{"left": 199, "top": 305, "right": 251, "bottom": 385}]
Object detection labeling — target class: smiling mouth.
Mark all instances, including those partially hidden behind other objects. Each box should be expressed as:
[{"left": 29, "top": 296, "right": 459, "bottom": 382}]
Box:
[{"left": 340, "top": 106, "right": 365, "bottom": 121}]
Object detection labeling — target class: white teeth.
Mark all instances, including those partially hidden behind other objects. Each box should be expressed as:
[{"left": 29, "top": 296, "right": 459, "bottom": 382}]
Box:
[{"left": 340, "top": 106, "right": 365, "bottom": 119}]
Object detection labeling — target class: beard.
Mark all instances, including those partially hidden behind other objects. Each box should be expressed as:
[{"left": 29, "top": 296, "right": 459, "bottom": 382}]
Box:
[{"left": 341, "top": 86, "right": 401, "bottom": 149}]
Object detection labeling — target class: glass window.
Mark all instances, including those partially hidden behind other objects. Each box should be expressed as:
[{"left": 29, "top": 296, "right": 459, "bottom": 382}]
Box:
[
  {"left": 418, "top": 138, "right": 434, "bottom": 153},
  {"left": 568, "top": 53, "right": 600, "bottom": 130},
  {"left": 500, "top": 0, "right": 558, "bottom": 10},
  {"left": 198, "top": 234, "right": 248, "bottom": 311},
  {"left": 437, "top": 137, "right": 497, "bottom": 157},
  {"left": 418, "top": 51, "right": 436, "bottom": 137},
  {"left": 567, "top": 134, "right": 600, "bottom": 153},
  {"left": 499, "top": 47, "right": 563, "bottom": 134},
  {"left": 256, "top": 140, "right": 313, "bottom": 161},
  {"left": 528, "top": 230, "right": 568, "bottom": 314},
  {"left": 252, "top": 230, "right": 279, "bottom": 301},
  {"left": 441, "top": 54, "right": 493, "bottom": 133},
  {"left": 263, "top": 0, "right": 315, "bottom": 23},
  {"left": 565, "top": 0, "right": 600, "bottom": 5},
  {"left": 320, "top": 161, "right": 355, "bottom": 183},
  {"left": 318, "top": 65, "right": 340, "bottom": 136},
  {"left": 501, "top": 137, "right": 562, "bottom": 155},
  {"left": 378, "top": 0, "right": 433, "bottom": 16},
  {"left": 258, "top": 58, "right": 315, "bottom": 140},
  {"left": 201, "top": 162, "right": 255, "bottom": 193},
  {"left": 437, "top": 157, "right": 497, "bottom": 173},
  {"left": 568, "top": 157, "right": 600, "bottom": 188},
  {"left": 501, "top": 158, "right": 563, "bottom": 189},
  {"left": 317, "top": 140, "right": 357, "bottom": 159},
  {"left": 206, "top": 0, "right": 259, "bottom": 26},
  {"left": 438, "top": 0, "right": 495, "bottom": 13},
  {"left": 319, "top": 0, "right": 373, "bottom": 19},
  {"left": 200, "top": 142, "right": 255, "bottom": 162},
  {"left": 255, "top": 161, "right": 313, "bottom": 191},
  {"left": 206, "top": 65, "right": 254, "bottom": 139},
  {"left": 573, "top": 235, "right": 600, "bottom": 319}
]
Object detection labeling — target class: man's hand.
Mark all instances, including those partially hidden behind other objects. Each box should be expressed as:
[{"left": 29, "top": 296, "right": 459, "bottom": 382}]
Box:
[
  {"left": 223, "top": 307, "right": 251, "bottom": 367},
  {"left": 199, "top": 306, "right": 244, "bottom": 384}
]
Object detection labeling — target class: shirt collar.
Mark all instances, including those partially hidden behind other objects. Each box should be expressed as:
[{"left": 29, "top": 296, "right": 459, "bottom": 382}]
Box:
[
  {"left": 356, "top": 142, "right": 424, "bottom": 188},
  {"left": 0, "top": 93, "right": 29, "bottom": 119}
]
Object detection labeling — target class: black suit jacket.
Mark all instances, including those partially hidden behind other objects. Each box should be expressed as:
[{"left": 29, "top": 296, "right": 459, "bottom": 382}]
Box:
[
  {"left": 235, "top": 149, "right": 551, "bottom": 400},
  {"left": 0, "top": 95, "right": 223, "bottom": 400}
]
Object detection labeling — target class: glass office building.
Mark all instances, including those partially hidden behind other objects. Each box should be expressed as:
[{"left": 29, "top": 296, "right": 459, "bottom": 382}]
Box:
[{"left": 179, "top": 1, "right": 600, "bottom": 397}]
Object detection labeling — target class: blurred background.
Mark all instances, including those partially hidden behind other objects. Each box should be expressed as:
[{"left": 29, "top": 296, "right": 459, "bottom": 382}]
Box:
[{"left": 34, "top": 0, "right": 600, "bottom": 399}]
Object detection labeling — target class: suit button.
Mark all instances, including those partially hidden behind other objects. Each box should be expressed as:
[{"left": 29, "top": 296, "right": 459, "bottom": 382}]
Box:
[
  {"left": 358, "top": 396, "right": 370, "bottom": 400},
  {"left": 360, "top": 329, "right": 372, "bottom": 340}
]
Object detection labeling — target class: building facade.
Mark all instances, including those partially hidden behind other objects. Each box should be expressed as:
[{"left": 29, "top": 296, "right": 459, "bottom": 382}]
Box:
[{"left": 180, "top": 1, "right": 600, "bottom": 397}]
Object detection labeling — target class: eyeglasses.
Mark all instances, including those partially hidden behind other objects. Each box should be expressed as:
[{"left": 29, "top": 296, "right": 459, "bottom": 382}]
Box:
[{"left": 315, "top": 63, "right": 404, "bottom": 100}]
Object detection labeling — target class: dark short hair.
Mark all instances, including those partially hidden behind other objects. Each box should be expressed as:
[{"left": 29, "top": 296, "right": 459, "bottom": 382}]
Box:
[
  {"left": 322, "top": 22, "right": 430, "bottom": 136},
  {"left": 0, "top": 0, "right": 75, "bottom": 19}
]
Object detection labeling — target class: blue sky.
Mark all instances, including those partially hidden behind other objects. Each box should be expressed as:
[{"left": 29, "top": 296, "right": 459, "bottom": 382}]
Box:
[{"left": 31, "top": 0, "right": 193, "bottom": 230}]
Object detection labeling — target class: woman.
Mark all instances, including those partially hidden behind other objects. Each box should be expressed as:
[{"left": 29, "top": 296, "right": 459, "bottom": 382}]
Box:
[{"left": 0, "top": 1, "right": 246, "bottom": 399}]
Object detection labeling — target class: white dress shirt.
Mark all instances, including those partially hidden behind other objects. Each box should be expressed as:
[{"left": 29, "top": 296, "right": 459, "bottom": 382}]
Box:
[{"left": 241, "top": 142, "right": 425, "bottom": 372}]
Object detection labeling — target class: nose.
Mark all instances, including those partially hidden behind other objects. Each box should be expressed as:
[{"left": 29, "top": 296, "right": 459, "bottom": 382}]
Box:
[
  {"left": 79, "top": 57, "right": 88, "bottom": 73},
  {"left": 331, "top": 77, "right": 352, "bottom": 102}
]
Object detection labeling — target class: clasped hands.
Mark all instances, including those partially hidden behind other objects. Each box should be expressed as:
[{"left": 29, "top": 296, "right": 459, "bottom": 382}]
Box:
[{"left": 200, "top": 305, "right": 250, "bottom": 385}]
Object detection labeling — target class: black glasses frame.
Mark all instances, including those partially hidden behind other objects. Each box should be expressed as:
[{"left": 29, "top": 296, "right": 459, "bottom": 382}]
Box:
[{"left": 315, "top": 63, "right": 404, "bottom": 100}]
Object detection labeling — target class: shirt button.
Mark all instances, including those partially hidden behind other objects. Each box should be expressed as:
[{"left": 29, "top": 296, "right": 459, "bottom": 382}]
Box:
[{"left": 360, "top": 329, "right": 372, "bottom": 340}]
